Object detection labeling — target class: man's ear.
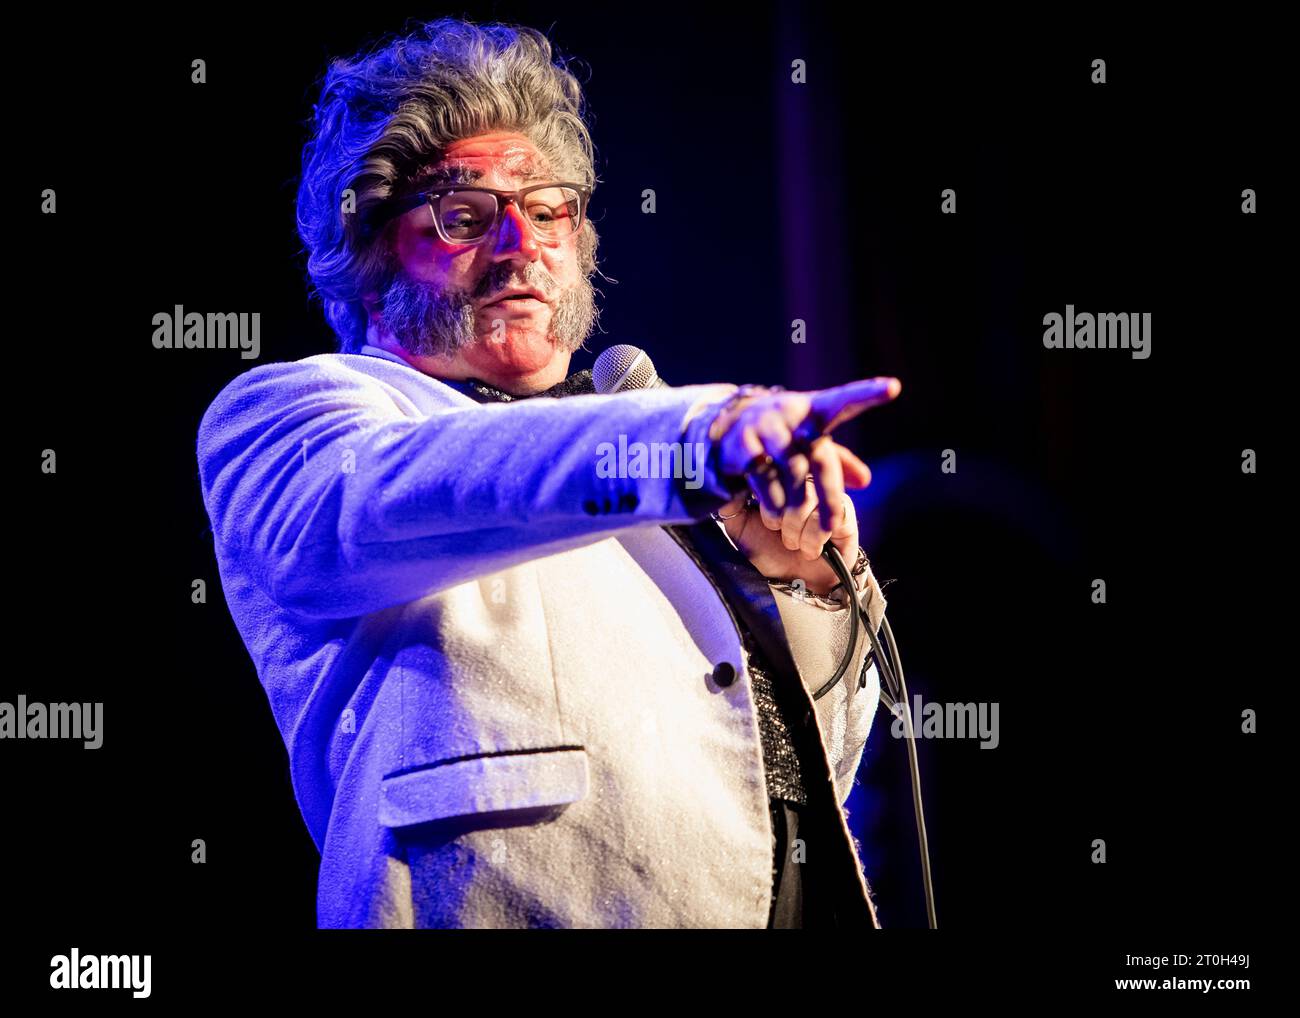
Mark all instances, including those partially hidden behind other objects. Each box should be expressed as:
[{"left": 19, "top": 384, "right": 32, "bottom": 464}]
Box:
[{"left": 362, "top": 292, "right": 381, "bottom": 322}]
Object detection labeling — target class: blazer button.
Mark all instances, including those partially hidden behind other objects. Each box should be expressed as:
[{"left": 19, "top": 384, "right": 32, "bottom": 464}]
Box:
[{"left": 712, "top": 661, "right": 737, "bottom": 687}]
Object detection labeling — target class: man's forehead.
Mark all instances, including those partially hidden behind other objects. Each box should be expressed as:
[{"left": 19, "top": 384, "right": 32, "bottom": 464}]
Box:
[
  {"left": 414, "top": 148, "right": 558, "bottom": 188},
  {"left": 497, "top": 148, "right": 552, "bottom": 177}
]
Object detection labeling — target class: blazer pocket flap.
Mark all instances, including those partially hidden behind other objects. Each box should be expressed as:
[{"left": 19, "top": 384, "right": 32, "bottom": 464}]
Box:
[{"left": 379, "top": 748, "right": 590, "bottom": 828}]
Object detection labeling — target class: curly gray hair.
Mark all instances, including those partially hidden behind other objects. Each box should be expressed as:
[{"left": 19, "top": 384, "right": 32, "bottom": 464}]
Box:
[{"left": 296, "top": 17, "right": 600, "bottom": 353}]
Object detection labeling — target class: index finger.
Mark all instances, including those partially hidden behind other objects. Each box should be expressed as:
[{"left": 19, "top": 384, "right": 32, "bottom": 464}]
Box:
[{"left": 808, "top": 377, "right": 902, "bottom": 436}]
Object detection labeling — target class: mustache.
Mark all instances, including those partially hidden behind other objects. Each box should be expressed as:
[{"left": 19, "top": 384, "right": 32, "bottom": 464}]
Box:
[
  {"left": 471, "top": 264, "right": 557, "bottom": 303},
  {"left": 377, "top": 263, "right": 597, "bottom": 360}
]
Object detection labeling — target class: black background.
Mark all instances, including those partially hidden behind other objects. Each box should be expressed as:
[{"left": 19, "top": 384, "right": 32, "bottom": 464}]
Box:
[{"left": 8, "top": 2, "right": 1282, "bottom": 1002}]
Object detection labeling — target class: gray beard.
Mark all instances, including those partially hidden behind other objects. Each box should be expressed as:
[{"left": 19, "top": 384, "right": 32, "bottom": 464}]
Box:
[{"left": 379, "top": 265, "right": 597, "bottom": 360}]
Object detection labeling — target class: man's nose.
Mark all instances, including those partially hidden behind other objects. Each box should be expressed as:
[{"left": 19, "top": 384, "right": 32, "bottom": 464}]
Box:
[{"left": 489, "top": 201, "right": 541, "bottom": 261}]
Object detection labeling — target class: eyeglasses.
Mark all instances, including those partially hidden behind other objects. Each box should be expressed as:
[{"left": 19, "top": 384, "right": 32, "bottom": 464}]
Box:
[{"left": 364, "top": 183, "right": 590, "bottom": 246}]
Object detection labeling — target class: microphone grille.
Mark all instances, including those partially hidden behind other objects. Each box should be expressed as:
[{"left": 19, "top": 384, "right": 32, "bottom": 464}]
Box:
[{"left": 593, "top": 344, "right": 658, "bottom": 393}]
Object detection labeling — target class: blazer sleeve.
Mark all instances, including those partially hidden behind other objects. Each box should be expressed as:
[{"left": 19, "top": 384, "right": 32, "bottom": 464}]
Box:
[
  {"left": 770, "top": 560, "right": 889, "bottom": 805},
  {"left": 196, "top": 355, "right": 736, "bottom": 619}
]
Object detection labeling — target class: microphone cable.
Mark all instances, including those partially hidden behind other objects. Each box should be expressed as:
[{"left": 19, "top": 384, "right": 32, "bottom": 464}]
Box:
[
  {"left": 815, "top": 541, "right": 938, "bottom": 930},
  {"left": 592, "top": 346, "right": 935, "bottom": 926}
]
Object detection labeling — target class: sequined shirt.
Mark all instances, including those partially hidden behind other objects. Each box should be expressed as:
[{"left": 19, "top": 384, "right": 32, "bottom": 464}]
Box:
[{"left": 738, "top": 618, "right": 810, "bottom": 808}]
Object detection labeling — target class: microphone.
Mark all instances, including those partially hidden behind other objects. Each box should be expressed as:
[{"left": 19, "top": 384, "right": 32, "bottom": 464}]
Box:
[{"left": 593, "top": 344, "right": 669, "bottom": 393}]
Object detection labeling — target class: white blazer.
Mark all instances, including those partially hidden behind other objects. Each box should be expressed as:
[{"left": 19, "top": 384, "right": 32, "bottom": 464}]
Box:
[{"left": 196, "top": 345, "right": 888, "bottom": 928}]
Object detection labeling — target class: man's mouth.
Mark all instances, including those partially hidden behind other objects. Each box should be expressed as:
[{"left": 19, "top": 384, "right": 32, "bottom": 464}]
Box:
[{"left": 482, "top": 288, "right": 548, "bottom": 307}]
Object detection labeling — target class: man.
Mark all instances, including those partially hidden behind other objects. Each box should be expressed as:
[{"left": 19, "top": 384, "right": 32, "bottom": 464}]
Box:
[{"left": 197, "top": 17, "right": 901, "bottom": 928}]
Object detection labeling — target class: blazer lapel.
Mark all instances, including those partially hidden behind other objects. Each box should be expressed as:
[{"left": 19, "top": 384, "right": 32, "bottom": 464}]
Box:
[
  {"left": 663, "top": 519, "right": 879, "bottom": 928},
  {"left": 664, "top": 520, "right": 814, "bottom": 727}
]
